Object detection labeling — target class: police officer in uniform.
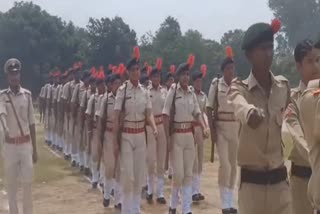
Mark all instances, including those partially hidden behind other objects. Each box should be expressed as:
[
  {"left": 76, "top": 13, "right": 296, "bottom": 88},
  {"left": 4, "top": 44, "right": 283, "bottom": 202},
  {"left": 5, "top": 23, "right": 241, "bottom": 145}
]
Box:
[
  {"left": 145, "top": 58, "right": 168, "bottom": 205},
  {"left": 297, "top": 39, "right": 320, "bottom": 214},
  {"left": 113, "top": 46, "right": 158, "bottom": 214},
  {"left": 163, "top": 55, "right": 209, "bottom": 214},
  {"left": 283, "top": 39, "right": 319, "bottom": 214},
  {"left": 191, "top": 65, "right": 209, "bottom": 203},
  {"left": 0, "top": 58, "right": 37, "bottom": 214},
  {"left": 207, "top": 47, "right": 239, "bottom": 213},
  {"left": 228, "top": 19, "right": 292, "bottom": 214}
]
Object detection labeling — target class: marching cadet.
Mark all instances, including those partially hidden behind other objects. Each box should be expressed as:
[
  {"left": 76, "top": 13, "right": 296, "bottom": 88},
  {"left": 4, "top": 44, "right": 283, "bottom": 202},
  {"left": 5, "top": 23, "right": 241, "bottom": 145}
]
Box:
[
  {"left": 80, "top": 68, "right": 97, "bottom": 176},
  {"left": 0, "top": 58, "right": 37, "bottom": 214},
  {"left": 86, "top": 68, "right": 106, "bottom": 188},
  {"left": 207, "top": 47, "right": 239, "bottom": 213},
  {"left": 97, "top": 68, "right": 124, "bottom": 209},
  {"left": 191, "top": 64, "right": 209, "bottom": 203},
  {"left": 145, "top": 58, "right": 168, "bottom": 205},
  {"left": 50, "top": 71, "right": 61, "bottom": 150},
  {"left": 62, "top": 63, "right": 82, "bottom": 166},
  {"left": 228, "top": 19, "right": 292, "bottom": 214},
  {"left": 113, "top": 46, "right": 158, "bottom": 214},
  {"left": 40, "top": 73, "right": 53, "bottom": 145},
  {"left": 283, "top": 39, "right": 319, "bottom": 214},
  {"left": 163, "top": 55, "right": 209, "bottom": 214},
  {"left": 71, "top": 68, "right": 90, "bottom": 171},
  {"left": 57, "top": 71, "right": 69, "bottom": 154},
  {"left": 296, "top": 39, "right": 320, "bottom": 214}
]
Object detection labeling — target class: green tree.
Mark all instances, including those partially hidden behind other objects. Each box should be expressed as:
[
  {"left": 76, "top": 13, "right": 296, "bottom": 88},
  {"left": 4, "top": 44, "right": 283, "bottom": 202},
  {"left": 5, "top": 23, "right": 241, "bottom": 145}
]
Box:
[{"left": 87, "top": 16, "right": 137, "bottom": 67}]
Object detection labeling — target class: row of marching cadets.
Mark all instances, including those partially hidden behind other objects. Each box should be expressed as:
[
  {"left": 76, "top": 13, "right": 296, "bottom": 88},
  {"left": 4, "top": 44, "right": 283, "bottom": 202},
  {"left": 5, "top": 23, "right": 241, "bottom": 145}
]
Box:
[{"left": 38, "top": 43, "right": 237, "bottom": 214}]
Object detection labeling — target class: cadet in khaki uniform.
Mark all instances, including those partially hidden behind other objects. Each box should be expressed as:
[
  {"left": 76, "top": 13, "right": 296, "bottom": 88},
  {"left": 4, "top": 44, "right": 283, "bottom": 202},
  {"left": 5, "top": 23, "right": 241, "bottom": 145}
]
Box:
[
  {"left": 113, "top": 46, "right": 158, "bottom": 214},
  {"left": 163, "top": 55, "right": 209, "bottom": 214},
  {"left": 207, "top": 47, "right": 239, "bottom": 214},
  {"left": 145, "top": 59, "right": 168, "bottom": 205},
  {"left": 42, "top": 74, "right": 53, "bottom": 145},
  {"left": 0, "top": 58, "right": 37, "bottom": 214},
  {"left": 298, "top": 40, "right": 320, "bottom": 213},
  {"left": 71, "top": 69, "right": 90, "bottom": 171},
  {"left": 97, "top": 71, "right": 123, "bottom": 209},
  {"left": 86, "top": 69, "right": 106, "bottom": 188},
  {"left": 50, "top": 71, "right": 61, "bottom": 150},
  {"left": 283, "top": 40, "right": 319, "bottom": 214},
  {"left": 80, "top": 69, "right": 97, "bottom": 175},
  {"left": 62, "top": 65, "right": 82, "bottom": 165},
  {"left": 191, "top": 65, "right": 209, "bottom": 203},
  {"left": 228, "top": 19, "right": 292, "bottom": 214}
]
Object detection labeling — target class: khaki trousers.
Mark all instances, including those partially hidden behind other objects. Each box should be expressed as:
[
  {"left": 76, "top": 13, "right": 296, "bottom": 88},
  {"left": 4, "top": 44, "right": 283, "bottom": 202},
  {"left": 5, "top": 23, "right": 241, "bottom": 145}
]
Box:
[
  {"left": 216, "top": 121, "right": 239, "bottom": 188},
  {"left": 91, "top": 128, "right": 99, "bottom": 162},
  {"left": 2, "top": 142, "right": 33, "bottom": 214},
  {"left": 291, "top": 175, "right": 313, "bottom": 214},
  {"left": 193, "top": 126, "right": 204, "bottom": 175},
  {"left": 146, "top": 124, "right": 167, "bottom": 178},
  {"left": 172, "top": 132, "right": 195, "bottom": 188},
  {"left": 239, "top": 181, "right": 292, "bottom": 214},
  {"left": 103, "top": 130, "right": 116, "bottom": 180}
]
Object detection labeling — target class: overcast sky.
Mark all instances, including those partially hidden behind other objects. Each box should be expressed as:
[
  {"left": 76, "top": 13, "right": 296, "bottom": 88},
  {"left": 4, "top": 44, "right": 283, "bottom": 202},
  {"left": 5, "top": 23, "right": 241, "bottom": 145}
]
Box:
[{"left": 0, "top": 0, "right": 274, "bottom": 41}]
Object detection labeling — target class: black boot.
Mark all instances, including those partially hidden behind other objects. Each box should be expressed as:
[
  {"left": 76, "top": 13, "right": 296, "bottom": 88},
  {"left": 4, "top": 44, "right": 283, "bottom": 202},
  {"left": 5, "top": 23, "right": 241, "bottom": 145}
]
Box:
[
  {"left": 192, "top": 194, "right": 200, "bottom": 202},
  {"left": 103, "top": 198, "right": 110, "bottom": 208},
  {"left": 114, "top": 203, "right": 122, "bottom": 210},
  {"left": 169, "top": 207, "right": 176, "bottom": 214},
  {"left": 92, "top": 182, "right": 98, "bottom": 189},
  {"left": 156, "top": 197, "right": 166, "bottom": 204},
  {"left": 84, "top": 167, "right": 90, "bottom": 176},
  {"left": 80, "top": 165, "right": 84, "bottom": 172},
  {"left": 230, "top": 208, "right": 238, "bottom": 214},
  {"left": 146, "top": 194, "right": 153, "bottom": 204},
  {"left": 222, "top": 208, "right": 231, "bottom": 214},
  {"left": 198, "top": 193, "right": 205, "bottom": 201},
  {"left": 71, "top": 160, "right": 76, "bottom": 167}
]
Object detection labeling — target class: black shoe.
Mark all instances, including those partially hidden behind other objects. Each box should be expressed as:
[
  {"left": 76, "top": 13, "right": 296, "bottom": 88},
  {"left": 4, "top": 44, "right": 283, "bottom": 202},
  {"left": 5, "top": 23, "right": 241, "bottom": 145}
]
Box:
[
  {"left": 92, "top": 182, "right": 98, "bottom": 189},
  {"left": 71, "top": 160, "right": 76, "bottom": 167},
  {"left": 67, "top": 154, "right": 71, "bottom": 160},
  {"left": 156, "top": 197, "right": 166, "bottom": 204},
  {"left": 198, "top": 193, "right": 205, "bottom": 201},
  {"left": 84, "top": 168, "right": 90, "bottom": 176},
  {"left": 230, "top": 208, "right": 237, "bottom": 214},
  {"left": 99, "top": 183, "right": 104, "bottom": 189},
  {"left": 169, "top": 207, "right": 176, "bottom": 214},
  {"left": 64, "top": 154, "right": 68, "bottom": 160},
  {"left": 59, "top": 147, "right": 63, "bottom": 152},
  {"left": 222, "top": 209, "right": 231, "bottom": 214},
  {"left": 192, "top": 194, "right": 200, "bottom": 202},
  {"left": 114, "top": 203, "right": 122, "bottom": 210},
  {"left": 48, "top": 141, "right": 52, "bottom": 146},
  {"left": 111, "top": 189, "right": 114, "bottom": 197},
  {"left": 80, "top": 166, "right": 84, "bottom": 172},
  {"left": 146, "top": 194, "right": 153, "bottom": 204},
  {"left": 103, "top": 198, "right": 110, "bottom": 208},
  {"left": 168, "top": 174, "right": 172, "bottom": 180}
]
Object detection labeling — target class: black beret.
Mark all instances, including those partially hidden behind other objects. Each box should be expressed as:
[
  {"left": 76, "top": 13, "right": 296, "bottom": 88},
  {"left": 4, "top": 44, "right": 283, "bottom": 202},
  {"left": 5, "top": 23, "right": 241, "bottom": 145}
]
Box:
[
  {"left": 140, "top": 73, "right": 149, "bottom": 84},
  {"left": 109, "top": 73, "right": 121, "bottom": 83},
  {"left": 242, "top": 23, "right": 274, "bottom": 50},
  {"left": 192, "top": 71, "right": 203, "bottom": 81},
  {"left": 126, "top": 58, "right": 140, "bottom": 70},
  {"left": 221, "top": 57, "right": 234, "bottom": 71},
  {"left": 175, "top": 63, "right": 190, "bottom": 77},
  {"left": 82, "top": 70, "right": 91, "bottom": 80},
  {"left": 150, "top": 67, "right": 161, "bottom": 77},
  {"left": 165, "top": 72, "right": 174, "bottom": 81}
]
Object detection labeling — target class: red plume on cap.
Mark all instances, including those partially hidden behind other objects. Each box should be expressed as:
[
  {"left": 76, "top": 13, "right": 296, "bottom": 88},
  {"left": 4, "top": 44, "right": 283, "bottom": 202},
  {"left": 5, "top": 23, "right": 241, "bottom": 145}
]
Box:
[
  {"left": 108, "top": 64, "right": 113, "bottom": 71},
  {"left": 156, "top": 58, "right": 163, "bottom": 71},
  {"left": 112, "top": 66, "right": 118, "bottom": 74},
  {"left": 56, "top": 70, "right": 61, "bottom": 77},
  {"left": 187, "top": 54, "right": 195, "bottom": 69},
  {"left": 144, "top": 62, "right": 148, "bottom": 68},
  {"left": 200, "top": 64, "right": 207, "bottom": 78},
  {"left": 170, "top": 65, "right": 176, "bottom": 75},
  {"left": 133, "top": 46, "right": 140, "bottom": 60},
  {"left": 97, "top": 70, "right": 105, "bottom": 80},
  {"left": 226, "top": 46, "right": 234, "bottom": 59},
  {"left": 117, "top": 63, "right": 126, "bottom": 77},
  {"left": 271, "top": 18, "right": 281, "bottom": 34}
]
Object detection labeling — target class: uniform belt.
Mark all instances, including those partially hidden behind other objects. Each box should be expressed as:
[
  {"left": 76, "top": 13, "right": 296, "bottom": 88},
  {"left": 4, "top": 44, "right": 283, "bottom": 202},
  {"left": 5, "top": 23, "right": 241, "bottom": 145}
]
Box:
[
  {"left": 123, "top": 120, "right": 145, "bottom": 129},
  {"left": 241, "top": 167, "right": 287, "bottom": 185},
  {"left": 105, "top": 121, "right": 113, "bottom": 132},
  {"left": 5, "top": 135, "right": 31, "bottom": 144},
  {"left": 174, "top": 127, "right": 193, "bottom": 133},
  {"left": 173, "top": 122, "right": 193, "bottom": 129},
  {"left": 192, "top": 121, "right": 201, "bottom": 127},
  {"left": 122, "top": 127, "right": 145, "bottom": 134},
  {"left": 217, "top": 112, "right": 236, "bottom": 122},
  {"left": 291, "top": 162, "right": 312, "bottom": 179},
  {"left": 106, "top": 127, "right": 113, "bottom": 132}
]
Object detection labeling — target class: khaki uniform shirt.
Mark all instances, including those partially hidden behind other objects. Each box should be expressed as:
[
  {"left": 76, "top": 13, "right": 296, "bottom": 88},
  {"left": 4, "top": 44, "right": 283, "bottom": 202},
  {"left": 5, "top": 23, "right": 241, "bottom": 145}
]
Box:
[
  {"left": 98, "top": 92, "right": 116, "bottom": 128},
  {"left": 284, "top": 81, "right": 309, "bottom": 166},
  {"left": 86, "top": 93, "right": 103, "bottom": 124},
  {"left": 147, "top": 84, "right": 167, "bottom": 116},
  {"left": 114, "top": 81, "right": 152, "bottom": 123},
  {"left": 0, "top": 87, "right": 35, "bottom": 138},
  {"left": 40, "top": 83, "right": 50, "bottom": 99},
  {"left": 80, "top": 88, "right": 93, "bottom": 109},
  {"left": 228, "top": 72, "right": 289, "bottom": 170},
  {"left": 62, "top": 80, "right": 77, "bottom": 102},
  {"left": 162, "top": 83, "right": 201, "bottom": 122},
  {"left": 299, "top": 79, "right": 320, "bottom": 208},
  {"left": 71, "top": 81, "right": 86, "bottom": 107}
]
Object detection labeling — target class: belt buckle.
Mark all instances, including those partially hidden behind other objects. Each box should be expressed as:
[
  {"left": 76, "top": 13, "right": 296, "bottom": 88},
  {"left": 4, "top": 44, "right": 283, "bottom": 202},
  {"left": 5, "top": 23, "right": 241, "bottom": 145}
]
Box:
[{"left": 181, "top": 124, "right": 186, "bottom": 129}]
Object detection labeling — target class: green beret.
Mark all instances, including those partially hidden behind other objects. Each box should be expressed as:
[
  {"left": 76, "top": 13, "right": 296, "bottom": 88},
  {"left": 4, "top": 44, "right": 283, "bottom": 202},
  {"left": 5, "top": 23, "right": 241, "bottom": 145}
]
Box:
[
  {"left": 4, "top": 58, "right": 21, "bottom": 74},
  {"left": 242, "top": 23, "right": 274, "bottom": 50}
]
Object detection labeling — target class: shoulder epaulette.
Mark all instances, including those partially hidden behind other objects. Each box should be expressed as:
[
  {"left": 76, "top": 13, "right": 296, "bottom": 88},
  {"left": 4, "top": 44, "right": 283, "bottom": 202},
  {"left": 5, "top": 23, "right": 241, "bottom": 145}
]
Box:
[
  {"left": 275, "top": 75, "right": 288, "bottom": 83},
  {"left": 232, "top": 77, "right": 248, "bottom": 87},
  {"left": 211, "top": 78, "right": 218, "bottom": 86}
]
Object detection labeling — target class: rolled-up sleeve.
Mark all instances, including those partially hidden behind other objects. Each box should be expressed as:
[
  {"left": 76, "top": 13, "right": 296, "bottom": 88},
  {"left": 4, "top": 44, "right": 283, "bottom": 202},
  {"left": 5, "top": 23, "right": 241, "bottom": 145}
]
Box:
[
  {"left": 162, "top": 86, "right": 174, "bottom": 116},
  {"left": 228, "top": 83, "right": 255, "bottom": 124},
  {"left": 28, "top": 94, "right": 35, "bottom": 126},
  {"left": 206, "top": 80, "right": 217, "bottom": 109},
  {"left": 114, "top": 88, "right": 124, "bottom": 111}
]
